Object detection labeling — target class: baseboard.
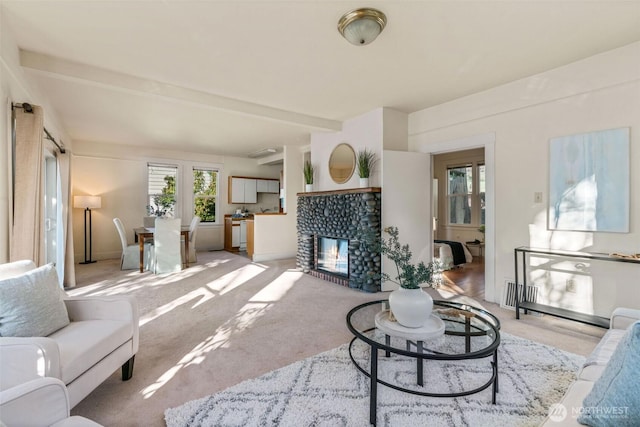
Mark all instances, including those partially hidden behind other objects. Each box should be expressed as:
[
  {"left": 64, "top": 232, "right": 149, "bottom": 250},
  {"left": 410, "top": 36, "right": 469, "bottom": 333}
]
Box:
[{"left": 252, "top": 251, "right": 297, "bottom": 263}]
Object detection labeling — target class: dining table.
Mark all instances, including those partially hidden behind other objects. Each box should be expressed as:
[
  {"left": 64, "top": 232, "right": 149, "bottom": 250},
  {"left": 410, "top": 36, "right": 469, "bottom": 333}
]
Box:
[{"left": 134, "top": 226, "right": 190, "bottom": 273}]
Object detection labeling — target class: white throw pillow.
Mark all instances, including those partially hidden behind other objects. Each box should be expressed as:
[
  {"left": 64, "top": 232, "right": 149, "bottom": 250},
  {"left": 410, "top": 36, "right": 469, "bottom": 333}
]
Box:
[{"left": 0, "top": 263, "right": 70, "bottom": 337}]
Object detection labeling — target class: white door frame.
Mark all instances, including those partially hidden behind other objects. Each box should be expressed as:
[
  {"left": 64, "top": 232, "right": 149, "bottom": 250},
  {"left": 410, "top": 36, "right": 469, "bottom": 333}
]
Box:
[{"left": 416, "top": 133, "right": 496, "bottom": 303}]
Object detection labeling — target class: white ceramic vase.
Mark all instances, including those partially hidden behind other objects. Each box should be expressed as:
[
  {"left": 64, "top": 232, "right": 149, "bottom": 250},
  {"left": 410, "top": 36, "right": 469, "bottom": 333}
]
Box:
[
  {"left": 305, "top": 184, "right": 313, "bottom": 192},
  {"left": 359, "top": 177, "right": 369, "bottom": 188},
  {"left": 389, "top": 287, "right": 434, "bottom": 328}
]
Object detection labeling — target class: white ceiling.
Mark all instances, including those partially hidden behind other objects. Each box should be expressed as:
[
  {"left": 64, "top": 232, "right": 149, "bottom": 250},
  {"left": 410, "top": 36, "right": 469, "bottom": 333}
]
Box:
[{"left": 3, "top": 0, "right": 640, "bottom": 157}]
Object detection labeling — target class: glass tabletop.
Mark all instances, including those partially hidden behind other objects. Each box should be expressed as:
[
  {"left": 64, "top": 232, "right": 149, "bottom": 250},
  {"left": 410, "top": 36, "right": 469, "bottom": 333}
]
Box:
[{"left": 346, "top": 299, "right": 500, "bottom": 360}]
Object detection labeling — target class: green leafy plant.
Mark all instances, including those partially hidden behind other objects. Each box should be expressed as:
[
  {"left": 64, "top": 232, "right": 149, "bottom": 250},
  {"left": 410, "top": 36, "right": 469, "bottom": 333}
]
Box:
[
  {"left": 376, "top": 226, "right": 442, "bottom": 289},
  {"left": 356, "top": 148, "right": 376, "bottom": 179},
  {"left": 303, "top": 160, "right": 314, "bottom": 185},
  {"left": 147, "top": 175, "right": 176, "bottom": 217}
]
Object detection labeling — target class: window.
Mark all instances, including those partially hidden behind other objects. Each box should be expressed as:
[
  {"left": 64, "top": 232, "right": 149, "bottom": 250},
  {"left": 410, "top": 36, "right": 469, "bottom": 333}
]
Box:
[
  {"left": 447, "top": 163, "right": 485, "bottom": 226},
  {"left": 448, "top": 165, "right": 472, "bottom": 224},
  {"left": 193, "top": 168, "right": 218, "bottom": 223},
  {"left": 147, "top": 163, "right": 177, "bottom": 217}
]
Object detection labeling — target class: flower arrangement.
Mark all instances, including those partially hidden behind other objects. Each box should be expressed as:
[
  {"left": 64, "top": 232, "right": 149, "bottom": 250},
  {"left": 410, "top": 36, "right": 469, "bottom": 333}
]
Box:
[{"left": 378, "top": 226, "right": 441, "bottom": 289}]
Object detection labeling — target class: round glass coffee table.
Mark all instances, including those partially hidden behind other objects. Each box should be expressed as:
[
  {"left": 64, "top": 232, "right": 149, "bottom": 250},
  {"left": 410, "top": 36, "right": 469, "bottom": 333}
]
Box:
[{"left": 346, "top": 299, "right": 501, "bottom": 426}]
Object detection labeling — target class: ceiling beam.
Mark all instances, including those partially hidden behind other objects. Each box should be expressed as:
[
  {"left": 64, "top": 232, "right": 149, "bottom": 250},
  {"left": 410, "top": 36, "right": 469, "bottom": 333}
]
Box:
[{"left": 20, "top": 50, "right": 342, "bottom": 132}]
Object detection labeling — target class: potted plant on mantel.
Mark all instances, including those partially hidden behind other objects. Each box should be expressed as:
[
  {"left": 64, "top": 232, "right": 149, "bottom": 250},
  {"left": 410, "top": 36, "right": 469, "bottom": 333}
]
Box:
[
  {"left": 303, "top": 160, "right": 314, "bottom": 192},
  {"left": 378, "top": 226, "right": 442, "bottom": 328},
  {"left": 356, "top": 148, "right": 376, "bottom": 188}
]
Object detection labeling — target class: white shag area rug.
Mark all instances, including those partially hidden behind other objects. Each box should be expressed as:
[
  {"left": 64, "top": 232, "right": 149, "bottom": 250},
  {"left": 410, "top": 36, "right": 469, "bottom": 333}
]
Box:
[{"left": 165, "top": 332, "right": 583, "bottom": 427}]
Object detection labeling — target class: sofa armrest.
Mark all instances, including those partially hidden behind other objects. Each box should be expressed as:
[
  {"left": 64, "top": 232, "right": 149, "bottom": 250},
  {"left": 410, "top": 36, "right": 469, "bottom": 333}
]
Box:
[
  {"left": 610, "top": 307, "right": 640, "bottom": 330},
  {"left": 0, "top": 337, "right": 61, "bottom": 390},
  {"left": 64, "top": 295, "right": 139, "bottom": 354},
  {"left": 0, "top": 378, "right": 69, "bottom": 426},
  {"left": 63, "top": 295, "right": 138, "bottom": 322}
]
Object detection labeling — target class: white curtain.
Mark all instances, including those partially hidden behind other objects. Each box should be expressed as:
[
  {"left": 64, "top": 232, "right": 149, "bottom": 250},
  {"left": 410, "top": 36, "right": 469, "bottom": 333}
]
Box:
[
  {"left": 10, "top": 106, "right": 44, "bottom": 264},
  {"left": 57, "top": 152, "right": 76, "bottom": 287}
]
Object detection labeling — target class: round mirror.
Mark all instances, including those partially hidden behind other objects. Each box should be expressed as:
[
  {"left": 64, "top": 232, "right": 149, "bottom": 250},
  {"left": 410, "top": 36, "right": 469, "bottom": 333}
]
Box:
[{"left": 328, "top": 143, "right": 356, "bottom": 184}]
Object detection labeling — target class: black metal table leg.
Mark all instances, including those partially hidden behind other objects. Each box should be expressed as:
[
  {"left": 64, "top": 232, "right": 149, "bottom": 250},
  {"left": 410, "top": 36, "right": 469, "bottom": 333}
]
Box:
[
  {"left": 515, "top": 249, "right": 520, "bottom": 319},
  {"left": 370, "top": 345, "right": 378, "bottom": 426},
  {"left": 465, "top": 317, "right": 471, "bottom": 353},
  {"left": 385, "top": 335, "right": 390, "bottom": 357},
  {"left": 494, "top": 349, "right": 499, "bottom": 394},
  {"left": 417, "top": 340, "right": 424, "bottom": 387}
]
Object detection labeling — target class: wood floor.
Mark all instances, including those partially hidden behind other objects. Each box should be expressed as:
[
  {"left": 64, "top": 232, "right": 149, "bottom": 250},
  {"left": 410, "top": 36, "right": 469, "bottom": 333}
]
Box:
[{"left": 440, "top": 256, "right": 485, "bottom": 300}]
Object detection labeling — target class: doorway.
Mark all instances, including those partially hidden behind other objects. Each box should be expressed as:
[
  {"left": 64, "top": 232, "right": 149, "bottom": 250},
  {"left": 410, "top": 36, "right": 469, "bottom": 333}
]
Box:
[
  {"left": 418, "top": 132, "right": 496, "bottom": 303},
  {"left": 432, "top": 148, "right": 486, "bottom": 299}
]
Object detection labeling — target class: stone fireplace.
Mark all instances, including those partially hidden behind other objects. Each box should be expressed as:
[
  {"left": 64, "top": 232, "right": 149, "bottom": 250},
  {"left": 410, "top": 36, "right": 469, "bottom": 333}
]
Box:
[{"left": 297, "top": 188, "right": 381, "bottom": 292}]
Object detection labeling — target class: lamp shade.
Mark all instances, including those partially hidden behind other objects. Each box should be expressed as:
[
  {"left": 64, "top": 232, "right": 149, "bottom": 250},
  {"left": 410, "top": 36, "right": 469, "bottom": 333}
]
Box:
[
  {"left": 338, "top": 8, "right": 387, "bottom": 46},
  {"left": 74, "top": 195, "right": 102, "bottom": 209}
]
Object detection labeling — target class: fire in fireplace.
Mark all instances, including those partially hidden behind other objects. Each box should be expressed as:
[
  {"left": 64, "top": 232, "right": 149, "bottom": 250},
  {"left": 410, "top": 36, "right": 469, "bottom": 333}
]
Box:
[{"left": 316, "top": 236, "right": 349, "bottom": 277}]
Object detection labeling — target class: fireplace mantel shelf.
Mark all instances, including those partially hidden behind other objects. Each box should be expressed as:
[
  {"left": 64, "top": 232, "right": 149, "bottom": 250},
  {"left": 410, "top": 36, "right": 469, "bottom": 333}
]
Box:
[{"left": 297, "top": 187, "right": 381, "bottom": 197}]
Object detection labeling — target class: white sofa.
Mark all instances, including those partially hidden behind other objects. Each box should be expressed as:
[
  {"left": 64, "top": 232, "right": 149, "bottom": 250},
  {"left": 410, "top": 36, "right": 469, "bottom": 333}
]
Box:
[
  {"left": 0, "top": 378, "right": 102, "bottom": 426},
  {"left": 0, "top": 260, "right": 139, "bottom": 410},
  {"left": 541, "top": 307, "right": 640, "bottom": 426}
]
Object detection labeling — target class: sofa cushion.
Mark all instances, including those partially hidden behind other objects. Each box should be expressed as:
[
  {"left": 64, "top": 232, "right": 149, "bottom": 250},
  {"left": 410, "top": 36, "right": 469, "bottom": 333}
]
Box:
[
  {"left": 49, "top": 320, "right": 132, "bottom": 384},
  {"left": 578, "top": 321, "right": 640, "bottom": 426},
  {"left": 0, "top": 264, "right": 70, "bottom": 337}
]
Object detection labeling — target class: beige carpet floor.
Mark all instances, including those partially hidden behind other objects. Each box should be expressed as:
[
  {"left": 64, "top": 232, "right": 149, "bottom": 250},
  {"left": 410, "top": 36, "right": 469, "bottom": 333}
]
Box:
[{"left": 69, "top": 250, "right": 605, "bottom": 426}]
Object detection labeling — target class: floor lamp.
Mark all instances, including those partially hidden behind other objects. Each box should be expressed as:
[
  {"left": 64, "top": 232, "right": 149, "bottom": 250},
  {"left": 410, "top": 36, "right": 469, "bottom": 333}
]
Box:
[{"left": 74, "top": 195, "right": 101, "bottom": 264}]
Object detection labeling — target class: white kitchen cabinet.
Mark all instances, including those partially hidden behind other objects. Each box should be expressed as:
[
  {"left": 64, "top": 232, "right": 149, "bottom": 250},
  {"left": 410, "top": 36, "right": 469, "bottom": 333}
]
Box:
[
  {"left": 239, "top": 220, "right": 247, "bottom": 250},
  {"left": 232, "top": 224, "right": 240, "bottom": 247},
  {"left": 229, "top": 177, "right": 257, "bottom": 203},
  {"left": 244, "top": 178, "right": 257, "bottom": 203},
  {"left": 256, "top": 179, "right": 280, "bottom": 194},
  {"left": 230, "top": 178, "right": 245, "bottom": 203},
  {"left": 256, "top": 179, "right": 269, "bottom": 193}
]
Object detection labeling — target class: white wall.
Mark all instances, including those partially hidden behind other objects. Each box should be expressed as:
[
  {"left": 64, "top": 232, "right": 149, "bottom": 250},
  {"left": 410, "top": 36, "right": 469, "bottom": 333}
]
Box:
[
  {"left": 252, "top": 145, "right": 304, "bottom": 262},
  {"left": 409, "top": 41, "right": 640, "bottom": 314},
  {"left": 381, "top": 150, "right": 431, "bottom": 291},
  {"left": 382, "top": 108, "right": 408, "bottom": 151},
  {"left": 311, "top": 109, "right": 384, "bottom": 191}
]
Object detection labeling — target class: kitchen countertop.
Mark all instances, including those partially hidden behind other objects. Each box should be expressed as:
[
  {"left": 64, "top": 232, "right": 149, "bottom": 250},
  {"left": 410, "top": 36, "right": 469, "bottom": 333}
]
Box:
[
  {"left": 225, "top": 214, "right": 253, "bottom": 221},
  {"left": 225, "top": 212, "right": 285, "bottom": 220}
]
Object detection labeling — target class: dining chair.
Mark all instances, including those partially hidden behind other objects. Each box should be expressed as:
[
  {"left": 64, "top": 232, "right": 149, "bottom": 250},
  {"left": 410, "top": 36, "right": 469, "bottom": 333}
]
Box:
[
  {"left": 143, "top": 216, "right": 156, "bottom": 228},
  {"left": 181, "top": 216, "right": 201, "bottom": 264},
  {"left": 150, "top": 217, "right": 182, "bottom": 274},
  {"left": 113, "top": 218, "right": 151, "bottom": 270}
]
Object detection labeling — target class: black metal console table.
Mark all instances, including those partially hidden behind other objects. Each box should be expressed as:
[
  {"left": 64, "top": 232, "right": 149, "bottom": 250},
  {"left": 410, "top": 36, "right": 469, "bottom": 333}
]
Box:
[{"left": 514, "top": 246, "right": 640, "bottom": 328}]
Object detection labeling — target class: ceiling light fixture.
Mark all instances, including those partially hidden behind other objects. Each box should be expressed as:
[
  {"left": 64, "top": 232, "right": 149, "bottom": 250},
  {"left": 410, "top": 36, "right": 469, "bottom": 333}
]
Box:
[
  {"left": 248, "top": 148, "right": 277, "bottom": 158},
  {"left": 337, "top": 8, "right": 387, "bottom": 46}
]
